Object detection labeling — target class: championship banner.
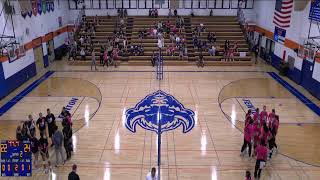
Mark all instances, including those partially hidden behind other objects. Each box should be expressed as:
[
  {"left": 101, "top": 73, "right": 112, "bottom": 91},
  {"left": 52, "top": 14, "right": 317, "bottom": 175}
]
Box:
[
  {"left": 274, "top": 26, "right": 286, "bottom": 44},
  {"left": 46, "top": 0, "right": 51, "bottom": 12},
  {"left": 42, "top": 0, "right": 46, "bottom": 14},
  {"left": 50, "top": 1, "right": 54, "bottom": 12},
  {"left": 37, "top": 0, "right": 42, "bottom": 15},
  {"left": 309, "top": 0, "right": 320, "bottom": 22},
  {"left": 32, "top": 0, "right": 37, "bottom": 16},
  {"left": 19, "top": 0, "right": 32, "bottom": 18}
]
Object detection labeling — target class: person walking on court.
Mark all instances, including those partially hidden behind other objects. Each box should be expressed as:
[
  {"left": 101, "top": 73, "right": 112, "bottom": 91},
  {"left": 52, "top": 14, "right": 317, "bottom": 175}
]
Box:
[
  {"left": 254, "top": 45, "right": 259, "bottom": 64},
  {"left": 240, "top": 117, "right": 254, "bottom": 157},
  {"left": 254, "top": 139, "right": 268, "bottom": 179},
  {"left": 146, "top": 167, "right": 158, "bottom": 180},
  {"left": 68, "top": 164, "right": 80, "bottom": 180},
  {"left": 52, "top": 126, "right": 65, "bottom": 167},
  {"left": 91, "top": 50, "right": 97, "bottom": 71}
]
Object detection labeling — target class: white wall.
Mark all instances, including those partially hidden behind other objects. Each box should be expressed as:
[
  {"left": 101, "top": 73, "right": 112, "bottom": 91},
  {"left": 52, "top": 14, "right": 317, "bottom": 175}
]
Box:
[
  {"left": 4, "top": 0, "right": 70, "bottom": 44},
  {"left": 253, "top": 0, "right": 315, "bottom": 71},
  {"left": 1, "top": 0, "right": 70, "bottom": 78},
  {"left": 2, "top": 50, "right": 35, "bottom": 79},
  {"left": 312, "top": 62, "right": 320, "bottom": 82}
]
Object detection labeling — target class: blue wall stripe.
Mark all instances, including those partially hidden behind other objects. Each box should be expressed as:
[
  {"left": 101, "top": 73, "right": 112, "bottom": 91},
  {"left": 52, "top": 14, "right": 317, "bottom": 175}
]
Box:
[
  {"left": 0, "top": 71, "right": 55, "bottom": 116},
  {"left": 268, "top": 72, "right": 320, "bottom": 116}
]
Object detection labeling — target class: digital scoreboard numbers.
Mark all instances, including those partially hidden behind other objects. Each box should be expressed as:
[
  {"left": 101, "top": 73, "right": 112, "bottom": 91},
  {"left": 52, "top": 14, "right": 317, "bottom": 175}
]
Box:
[{"left": 0, "top": 140, "right": 32, "bottom": 177}]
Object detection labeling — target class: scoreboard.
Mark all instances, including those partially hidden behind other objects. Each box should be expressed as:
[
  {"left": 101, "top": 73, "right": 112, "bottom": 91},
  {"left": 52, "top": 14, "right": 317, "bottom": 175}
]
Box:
[{"left": 0, "top": 140, "right": 32, "bottom": 176}]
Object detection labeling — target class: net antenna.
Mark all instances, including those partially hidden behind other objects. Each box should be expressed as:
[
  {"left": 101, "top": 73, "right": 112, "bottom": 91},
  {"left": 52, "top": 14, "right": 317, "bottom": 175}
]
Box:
[{"left": 0, "top": 0, "right": 19, "bottom": 57}]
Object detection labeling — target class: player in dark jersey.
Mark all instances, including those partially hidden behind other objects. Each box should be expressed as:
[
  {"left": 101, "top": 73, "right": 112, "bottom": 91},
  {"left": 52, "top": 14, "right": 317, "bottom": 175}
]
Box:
[
  {"left": 30, "top": 133, "right": 39, "bottom": 168},
  {"left": 36, "top": 113, "right": 47, "bottom": 136},
  {"left": 63, "top": 123, "right": 73, "bottom": 160},
  {"left": 39, "top": 132, "right": 50, "bottom": 173},
  {"left": 46, "top": 108, "right": 56, "bottom": 147},
  {"left": 27, "top": 114, "right": 36, "bottom": 137}
]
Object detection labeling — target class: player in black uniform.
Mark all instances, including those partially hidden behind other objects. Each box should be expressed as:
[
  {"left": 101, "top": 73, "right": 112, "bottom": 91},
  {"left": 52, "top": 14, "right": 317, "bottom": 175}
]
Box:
[
  {"left": 30, "top": 133, "right": 39, "bottom": 168},
  {"left": 39, "top": 132, "right": 50, "bottom": 173},
  {"left": 46, "top": 108, "right": 56, "bottom": 147},
  {"left": 63, "top": 123, "right": 73, "bottom": 160},
  {"left": 36, "top": 113, "right": 47, "bottom": 136}
]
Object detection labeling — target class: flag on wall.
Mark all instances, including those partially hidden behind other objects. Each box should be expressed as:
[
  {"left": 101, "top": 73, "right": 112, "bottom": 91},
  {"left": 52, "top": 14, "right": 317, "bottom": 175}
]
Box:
[
  {"left": 274, "top": 26, "right": 286, "bottom": 44},
  {"left": 273, "top": 0, "right": 293, "bottom": 28}
]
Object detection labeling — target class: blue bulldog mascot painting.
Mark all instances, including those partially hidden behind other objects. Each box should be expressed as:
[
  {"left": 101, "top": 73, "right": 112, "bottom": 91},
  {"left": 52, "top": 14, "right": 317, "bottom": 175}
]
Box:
[{"left": 125, "top": 90, "right": 195, "bottom": 134}]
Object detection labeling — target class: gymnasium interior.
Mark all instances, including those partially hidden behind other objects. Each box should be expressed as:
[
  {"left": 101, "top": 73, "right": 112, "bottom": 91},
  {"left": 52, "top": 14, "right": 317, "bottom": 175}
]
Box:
[{"left": 1, "top": 0, "right": 320, "bottom": 179}]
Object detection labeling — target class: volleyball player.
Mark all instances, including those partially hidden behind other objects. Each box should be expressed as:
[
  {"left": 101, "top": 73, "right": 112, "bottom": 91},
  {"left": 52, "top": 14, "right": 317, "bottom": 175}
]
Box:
[
  {"left": 27, "top": 115, "right": 36, "bottom": 137},
  {"left": 46, "top": 108, "right": 56, "bottom": 147},
  {"left": 245, "top": 109, "right": 252, "bottom": 126},
  {"left": 253, "top": 108, "right": 260, "bottom": 125},
  {"left": 30, "top": 133, "right": 39, "bottom": 168},
  {"left": 63, "top": 123, "right": 73, "bottom": 160},
  {"left": 252, "top": 120, "right": 260, "bottom": 157},
  {"left": 36, "top": 113, "right": 47, "bottom": 136},
  {"left": 269, "top": 115, "right": 279, "bottom": 156},
  {"left": 241, "top": 117, "right": 254, "bottom": 157},
  {"left": 254, "top": 139, "right": 268, "bottom": 179},
  {"left": 39, "top": 132, "right": 50, "bottom": 173},
  {"left": 268, "top": 109, "right": 276, "bottom": 128},
  {"left": 260, "top": 105, "right": 268, "bottom": 125}
]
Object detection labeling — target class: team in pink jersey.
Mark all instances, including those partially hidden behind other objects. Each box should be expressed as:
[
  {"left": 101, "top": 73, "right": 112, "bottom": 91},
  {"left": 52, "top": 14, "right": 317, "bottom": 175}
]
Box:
[{"left": 241, "top": 105, "right": 279, "bottom": 179}]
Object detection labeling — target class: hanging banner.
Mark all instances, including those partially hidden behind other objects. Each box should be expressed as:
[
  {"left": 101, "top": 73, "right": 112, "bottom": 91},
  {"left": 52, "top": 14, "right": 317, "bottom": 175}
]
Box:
[
  {"left": 46, "top": 0, "right": 51, "bottom": 12},
  {"left": 50, "top": 1, "right": 54, "bottom": 12},
  {"left": 309, "top": 0, "right": 320, "bottom": 22},
  {"left": 37, "top": 0, "right": 42, "bottom": 15},
  {"left": 42, "top": 0, "right": 46, "bottom": 14},
  {"left": 32, "top": 0, "right": 37, "bottom": 16},
  {"left": 274, "top": 26, "right": 286, "bottom": 44}
]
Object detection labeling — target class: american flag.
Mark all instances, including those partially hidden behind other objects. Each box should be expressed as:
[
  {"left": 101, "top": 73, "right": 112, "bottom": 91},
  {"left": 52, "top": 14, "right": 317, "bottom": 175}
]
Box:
[{"left": 273, "top": 0, "right": 293, "bottom": 28}]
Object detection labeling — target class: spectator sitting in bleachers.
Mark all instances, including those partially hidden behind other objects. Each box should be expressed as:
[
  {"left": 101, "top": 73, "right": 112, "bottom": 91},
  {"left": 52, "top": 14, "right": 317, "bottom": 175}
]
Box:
[
  {"left": 207, "top": 32, "right": 215, "bottom": 43},
  {"left": 80, "top": 48, "right": 86, "bottom": 60},
  {"left": 209, "top": 45, "right": 216, "bottom": 56},
  {"left": 167, "top": 44, "right": 176, "bottom": 56},
  {"left": 137, "top": 45, "right": 144, "bottom": 55},
  {"left": 174, "top": 9, "right": 178, "bottom": 16},
  {"left": 79, "top": 36, "right": 84, "bottom": 45},
  {"left": 179, "top": 45, "right": 184, "bottom": 60}
]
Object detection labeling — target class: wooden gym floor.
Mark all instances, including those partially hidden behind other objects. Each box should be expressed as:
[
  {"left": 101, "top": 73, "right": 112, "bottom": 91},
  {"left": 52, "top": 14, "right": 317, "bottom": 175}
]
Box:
[{"left": 1, "top": 60, "right": 320, "bottom": 179}]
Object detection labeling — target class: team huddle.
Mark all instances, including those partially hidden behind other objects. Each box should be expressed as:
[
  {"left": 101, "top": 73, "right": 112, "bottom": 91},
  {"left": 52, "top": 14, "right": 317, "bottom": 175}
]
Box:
[
  {"left": 241, "top": 106, "right": 280, "bottom": 180},
  {"left": 15, "top": 107, "right": 74, "bottom": 173}
]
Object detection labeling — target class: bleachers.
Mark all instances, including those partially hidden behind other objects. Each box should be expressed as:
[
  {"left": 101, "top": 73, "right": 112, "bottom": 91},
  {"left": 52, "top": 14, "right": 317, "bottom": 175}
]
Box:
[
  {"left": 188, "top": 16, "right": 251, "bottom": 65},
  {"left": 73, "top": 15, "right": 252, "bottom": 66}
]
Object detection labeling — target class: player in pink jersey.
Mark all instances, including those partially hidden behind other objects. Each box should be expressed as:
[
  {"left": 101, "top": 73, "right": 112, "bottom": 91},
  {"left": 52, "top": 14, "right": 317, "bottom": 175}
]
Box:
[
  {"left": 268, "top": 109, "right": 276, "bottom": 128},
  {"left": 245, "top": 109, "right": 252, "bottom": 126},
  {"left": 259, "top": 123, "right": 270, "bottom": 146},
  {"left": 245, "top": 171, "right": 252, "bottom": 180},
  {"left": 241, "top": 117, "right": 254, "bottom": 157},
  {"left": 252, "top": 120, "right": 260, "bottom": 157},
  {"left": 268, "top": 115, "right": 279, "bottom": 157},
  {"left": 253, "top": 108, "right": 261, "bottom": 125},
  {"left": 260, "top": 105, "right": 268, "bottom": 125},
  {"left": 254, "top": 139, "right": 268, "bottom": 179}
]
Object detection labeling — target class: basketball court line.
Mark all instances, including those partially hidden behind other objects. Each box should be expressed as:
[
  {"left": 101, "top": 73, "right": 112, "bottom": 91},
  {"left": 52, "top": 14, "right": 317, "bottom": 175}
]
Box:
[
  {"left": 55, "top": 70, "right": 266, "bottom": 73},
  {"left": 234, "top": 97, "right": 320, "bottom": 125},
  {"left": 0, "top": 71, "right": 54, "bottom": 116},
  {"left": 268, "top": 72, "right": 320, "bottom": 116}
]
